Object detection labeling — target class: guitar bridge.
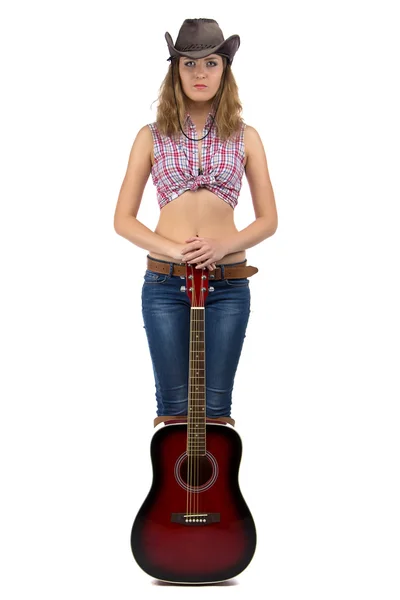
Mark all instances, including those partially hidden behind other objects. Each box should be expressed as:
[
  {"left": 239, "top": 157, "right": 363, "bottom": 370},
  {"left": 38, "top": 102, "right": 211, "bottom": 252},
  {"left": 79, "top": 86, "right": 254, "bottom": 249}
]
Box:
[{"left": 171, "top": 513, "right": 220, "bottom": 526}]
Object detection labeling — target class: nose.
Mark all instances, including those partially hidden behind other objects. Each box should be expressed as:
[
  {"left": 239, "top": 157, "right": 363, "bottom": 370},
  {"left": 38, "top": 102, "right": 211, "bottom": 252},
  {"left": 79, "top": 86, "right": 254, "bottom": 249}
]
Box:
[{"left": 194, "top": 64, "right": 207, "bottom": 78}]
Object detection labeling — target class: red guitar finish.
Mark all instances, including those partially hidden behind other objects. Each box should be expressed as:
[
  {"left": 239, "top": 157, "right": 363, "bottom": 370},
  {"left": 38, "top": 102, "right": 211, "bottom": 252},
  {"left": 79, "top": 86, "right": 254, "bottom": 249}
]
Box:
[{"left": 131, "top": 265, "right": 256, "bottom": 583}]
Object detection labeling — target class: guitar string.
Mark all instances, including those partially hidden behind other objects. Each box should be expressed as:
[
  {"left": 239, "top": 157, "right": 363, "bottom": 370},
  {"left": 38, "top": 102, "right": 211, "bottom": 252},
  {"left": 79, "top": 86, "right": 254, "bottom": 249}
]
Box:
[
  {"left": 196, "top": 274, "right": 206, "bottom": 516},
  {"left": 194, "top": 273, "right": 200, "bottom": 515},
  {"left": 200, "top": 280, "right": 206, "bottom": 516},
  {"left": 194, "top": 276, "right": 199, "bottom": 515},
  {"left": 195, "top": 276, "right": 202, "bottom": 516},
  {"left": 195, "top": 288, "right": 199, "bottom": 516},
  {"left": 196, "top": 298, "right": 199, "bottom": 515},
  {"left": 187, "top": 267, "right": 208, "bottom": 517},
  {"left": 188, "top": 266, "right": 196, "bottom": 517},
  {"left": 194, "top": 300, "right": 200, "bottom": 514},
  {"left": 192, "top": 300, "right": 195, "bottom": 516},
  {"left": 197, "top": 287, "right": 201, "bottom": 516},
  {"left": 191, "top": 304, "right": 195, "bottom": 515},
  {"left": 196, "top": 274, "right": 202, "bottom": 515},
  {"left": 202, "top": 282, "right": 206, "bottom": 515},
  {"left": 192, "top": 296, "right": 196, "bottom": 516},
  {"left": 201, "top": 273, "right": 208, "bottom": 516},
  {"left": 187, "top": 291, "right": 192, "bottom": 517}
]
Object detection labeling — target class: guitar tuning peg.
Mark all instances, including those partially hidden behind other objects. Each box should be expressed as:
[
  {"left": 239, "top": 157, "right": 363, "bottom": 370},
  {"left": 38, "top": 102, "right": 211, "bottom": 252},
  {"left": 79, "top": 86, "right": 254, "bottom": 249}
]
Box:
[
  {"left": 208, "top": 286, "right": 215, "bottom": 292},
  {"left": 180, "top": 286, "right": 186, "bottom": 292}
]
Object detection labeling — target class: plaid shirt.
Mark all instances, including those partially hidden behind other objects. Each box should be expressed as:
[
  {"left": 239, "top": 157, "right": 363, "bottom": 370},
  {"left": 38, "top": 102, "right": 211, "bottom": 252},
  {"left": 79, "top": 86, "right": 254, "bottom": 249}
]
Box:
[{"left": 148, "top": 111, "right": 246, "bottom": 210}]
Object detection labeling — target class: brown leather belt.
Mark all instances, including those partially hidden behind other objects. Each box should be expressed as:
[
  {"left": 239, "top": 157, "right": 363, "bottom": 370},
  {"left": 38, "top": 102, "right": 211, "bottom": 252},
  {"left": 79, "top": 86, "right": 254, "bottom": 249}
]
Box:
[{"left": 147, "top": 255, "right": 258, "bottom": 280}]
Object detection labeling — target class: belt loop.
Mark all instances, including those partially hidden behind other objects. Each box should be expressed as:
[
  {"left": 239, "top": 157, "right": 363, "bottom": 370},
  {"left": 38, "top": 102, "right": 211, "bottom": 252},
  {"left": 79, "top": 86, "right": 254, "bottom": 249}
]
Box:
[
  {"left": 168, "top": 261, "right": 174, "bottom": 276},
  {"left": 220, "top": 264, "right": 225, "bottom": 280}
]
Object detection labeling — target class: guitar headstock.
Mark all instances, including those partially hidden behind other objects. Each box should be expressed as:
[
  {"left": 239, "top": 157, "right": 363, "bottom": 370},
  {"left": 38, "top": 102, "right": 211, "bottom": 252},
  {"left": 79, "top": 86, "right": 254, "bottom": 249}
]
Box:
[{"left": 184, "top": 265, "right": 210, "bottom": 307}]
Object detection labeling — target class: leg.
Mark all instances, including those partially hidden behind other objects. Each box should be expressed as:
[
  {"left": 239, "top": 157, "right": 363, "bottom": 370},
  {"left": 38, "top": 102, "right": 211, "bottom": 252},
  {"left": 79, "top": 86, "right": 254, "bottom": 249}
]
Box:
[
  {"left": 141, "top": 269, "right": 190, "bottom": 416},
  {"left": 205, "top": 277, "right": 251, "bottom": 418}
]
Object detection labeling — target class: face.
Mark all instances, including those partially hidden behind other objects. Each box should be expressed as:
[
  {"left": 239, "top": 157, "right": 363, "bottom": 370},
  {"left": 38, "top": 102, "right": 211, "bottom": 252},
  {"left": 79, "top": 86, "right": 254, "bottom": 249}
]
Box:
[{"left": 178, "top": 54, "right": 225, "bottom": 103}]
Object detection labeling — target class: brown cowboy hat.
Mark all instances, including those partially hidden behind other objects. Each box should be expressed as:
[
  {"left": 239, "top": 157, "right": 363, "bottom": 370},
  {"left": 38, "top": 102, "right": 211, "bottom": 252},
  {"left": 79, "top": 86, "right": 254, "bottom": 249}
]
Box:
[{"left": 165, "top": 18, "right": 240, "bottom": 66}]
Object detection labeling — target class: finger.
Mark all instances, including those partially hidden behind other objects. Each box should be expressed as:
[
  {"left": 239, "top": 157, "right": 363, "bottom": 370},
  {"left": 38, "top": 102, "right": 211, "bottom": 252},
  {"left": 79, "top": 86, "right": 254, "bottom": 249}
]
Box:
[
  {"left": 181, "top": 248, "right": 198, "bottom": 259},
  {"left": 185, "top": 237, "right": 203, "bottom": 243},
  {"left": 187, "top": 240, "right": 204, "bottom": 247},
  {"left": 185, "top": 251, "right": 208, "bottom": 262},
  {"left": 181, "top": 241, "right": 203, "bottom": 254}
]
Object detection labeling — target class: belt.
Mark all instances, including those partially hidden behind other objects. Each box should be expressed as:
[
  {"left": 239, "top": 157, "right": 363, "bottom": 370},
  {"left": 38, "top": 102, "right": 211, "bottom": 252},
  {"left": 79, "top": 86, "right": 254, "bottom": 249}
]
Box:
[{"left": 147, "top": 255, "right": 258, "bottom": 280}]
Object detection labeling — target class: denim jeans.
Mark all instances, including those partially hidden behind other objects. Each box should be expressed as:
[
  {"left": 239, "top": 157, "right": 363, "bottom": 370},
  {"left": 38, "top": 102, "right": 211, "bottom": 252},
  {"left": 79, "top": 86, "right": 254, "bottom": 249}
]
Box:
[{"left": 141, "top": 256, "right": 251, "bottom": 418}]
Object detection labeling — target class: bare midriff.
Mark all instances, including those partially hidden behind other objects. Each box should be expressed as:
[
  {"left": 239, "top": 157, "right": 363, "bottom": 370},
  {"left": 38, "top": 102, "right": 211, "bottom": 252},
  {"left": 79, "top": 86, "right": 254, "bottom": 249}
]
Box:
[
  {"left": 149, "top": 130, "right": 247, "bottom": 265},
  {"left": 151, "top": 190, "right": 246, "bottom": 264}
]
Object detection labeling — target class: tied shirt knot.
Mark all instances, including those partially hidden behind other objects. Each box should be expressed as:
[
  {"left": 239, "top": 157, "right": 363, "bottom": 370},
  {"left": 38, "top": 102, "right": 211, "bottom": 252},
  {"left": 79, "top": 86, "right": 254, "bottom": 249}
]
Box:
[{"left": 188, "top": 172, "right": 216, "bottom": 191}]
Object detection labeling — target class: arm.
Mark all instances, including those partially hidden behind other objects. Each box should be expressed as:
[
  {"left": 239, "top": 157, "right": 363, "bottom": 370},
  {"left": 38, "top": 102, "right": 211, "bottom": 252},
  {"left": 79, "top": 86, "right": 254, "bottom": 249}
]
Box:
[
  {"left": 223, "top": 125, "right": 278, "bottom": 254},
  {"left": 222, "top": 216, "right": 276, "bottom": 255},
  {"left": 115, "top": 214, "right": 180, "bottom": 258},
  {"left": 113, "top": 125, "right": 181, "bottom": 258}
]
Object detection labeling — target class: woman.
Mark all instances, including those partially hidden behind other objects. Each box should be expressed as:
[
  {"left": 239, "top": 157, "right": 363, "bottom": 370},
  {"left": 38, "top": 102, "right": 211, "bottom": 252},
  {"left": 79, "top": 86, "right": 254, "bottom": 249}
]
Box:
[{"left": 114, "top": 18, "right": 278, "bottom": 421}]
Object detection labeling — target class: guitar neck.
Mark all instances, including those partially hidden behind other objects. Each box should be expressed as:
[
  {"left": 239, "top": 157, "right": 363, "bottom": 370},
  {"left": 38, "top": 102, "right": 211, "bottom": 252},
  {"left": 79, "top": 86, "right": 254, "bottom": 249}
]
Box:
[{"left": 187, "top": 305, "right": 206, "bottom": 456}]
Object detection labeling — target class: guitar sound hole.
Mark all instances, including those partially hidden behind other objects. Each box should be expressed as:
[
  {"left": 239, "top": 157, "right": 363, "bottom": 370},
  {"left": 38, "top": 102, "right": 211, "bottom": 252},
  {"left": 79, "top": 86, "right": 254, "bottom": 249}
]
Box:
[
  {"left": 174, "top": 452, "right": 218, "bottom": 492},
  {"left": 180, "top": 456, "right": 213, "bottom": 488}
]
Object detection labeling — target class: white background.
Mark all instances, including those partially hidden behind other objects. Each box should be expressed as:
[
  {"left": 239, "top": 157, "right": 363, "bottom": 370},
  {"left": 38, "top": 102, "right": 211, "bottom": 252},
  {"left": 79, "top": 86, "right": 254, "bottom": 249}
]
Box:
[{"left": 1, "top": 1, "right": 399, "bottom": 598}]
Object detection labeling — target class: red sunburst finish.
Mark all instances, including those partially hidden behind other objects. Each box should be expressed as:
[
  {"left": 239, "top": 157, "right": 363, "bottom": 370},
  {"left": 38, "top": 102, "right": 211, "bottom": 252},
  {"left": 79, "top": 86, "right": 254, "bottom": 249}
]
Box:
[{"left": 131, "top": 423, "right": 257, "bottom": 583}]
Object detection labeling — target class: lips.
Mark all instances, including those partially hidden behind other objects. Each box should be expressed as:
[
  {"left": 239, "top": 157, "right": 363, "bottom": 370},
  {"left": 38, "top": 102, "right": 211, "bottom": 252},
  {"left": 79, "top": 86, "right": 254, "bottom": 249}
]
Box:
[{"left": 194, "top": 85, "right": 207, "bottom": 89}]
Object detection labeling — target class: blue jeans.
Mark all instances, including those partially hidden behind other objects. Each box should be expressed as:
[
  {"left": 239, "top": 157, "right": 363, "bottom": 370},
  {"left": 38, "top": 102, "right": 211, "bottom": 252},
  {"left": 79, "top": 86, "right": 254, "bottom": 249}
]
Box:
[{"left": 141, "top": 257, "right": 252, "bottom": 418}]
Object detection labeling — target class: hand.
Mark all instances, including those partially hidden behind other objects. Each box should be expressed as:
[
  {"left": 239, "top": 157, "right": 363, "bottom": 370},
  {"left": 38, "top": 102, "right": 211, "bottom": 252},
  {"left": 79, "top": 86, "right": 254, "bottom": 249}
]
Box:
[
  {"left": 180, "top": 237, "right": 227, "bottom": 270},
  {"left": 169, "top": 242, "right": 217, "bottom": 271}
]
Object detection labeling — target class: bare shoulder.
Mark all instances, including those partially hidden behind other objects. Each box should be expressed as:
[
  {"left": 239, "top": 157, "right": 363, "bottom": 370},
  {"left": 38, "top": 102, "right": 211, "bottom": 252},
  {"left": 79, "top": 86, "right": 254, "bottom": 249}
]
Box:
[
  {"left": 242, "top": 124, "right": 277, "bottom": 226},
  {"left": 137, "top": 123, "right": 154, "bottom": 163},
  {"left": 126, "top": 123, "right": 154, "bottom": 175},
  {"left": 243, "top": 124, "right": 271, "bottom": 169},
  {"left": 243, "top": 124, "right": 263, "bottom": 163},
  {"left": 113, "top": 124, "right": 153, "bottom": 222}
]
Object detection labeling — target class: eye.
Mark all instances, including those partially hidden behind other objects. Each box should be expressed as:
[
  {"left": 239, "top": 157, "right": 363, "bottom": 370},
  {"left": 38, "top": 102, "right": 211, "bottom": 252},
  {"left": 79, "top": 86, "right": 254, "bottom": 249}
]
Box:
[{"left": 183, "top": 60, "right": 218, "bottom": 67}]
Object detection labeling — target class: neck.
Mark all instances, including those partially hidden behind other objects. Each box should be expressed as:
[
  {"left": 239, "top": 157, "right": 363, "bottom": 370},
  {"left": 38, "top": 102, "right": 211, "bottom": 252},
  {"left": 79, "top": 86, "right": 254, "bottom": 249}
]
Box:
[{"left": 186, "top": 100, "right": 215, "bottom": 120}]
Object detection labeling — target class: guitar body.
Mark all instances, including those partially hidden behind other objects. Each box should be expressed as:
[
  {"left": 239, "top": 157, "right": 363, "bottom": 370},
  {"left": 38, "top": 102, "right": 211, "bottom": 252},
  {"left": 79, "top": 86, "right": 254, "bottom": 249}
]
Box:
[{"left": 131, "top": 423, "right": 257, "bottom": 584}]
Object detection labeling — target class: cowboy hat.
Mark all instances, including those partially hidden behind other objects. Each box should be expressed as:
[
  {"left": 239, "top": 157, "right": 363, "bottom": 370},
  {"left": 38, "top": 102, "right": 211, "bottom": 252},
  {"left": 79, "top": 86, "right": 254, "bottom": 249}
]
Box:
[{"left": 165, "top": 18, "right": 240, "bottom": 66}]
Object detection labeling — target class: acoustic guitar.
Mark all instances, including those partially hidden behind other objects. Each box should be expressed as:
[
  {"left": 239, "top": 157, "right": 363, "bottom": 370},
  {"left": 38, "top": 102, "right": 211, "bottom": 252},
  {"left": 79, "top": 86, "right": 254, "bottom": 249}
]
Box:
[{"left": 131, "top": 264, "right": 257, "bottom": 583}]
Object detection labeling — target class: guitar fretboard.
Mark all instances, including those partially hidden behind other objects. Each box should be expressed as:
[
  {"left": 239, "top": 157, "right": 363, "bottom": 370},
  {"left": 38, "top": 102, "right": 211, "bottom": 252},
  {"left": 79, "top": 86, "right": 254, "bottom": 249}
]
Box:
[{"left": 187, "top": 307, "right": 206, "bottom": 456}]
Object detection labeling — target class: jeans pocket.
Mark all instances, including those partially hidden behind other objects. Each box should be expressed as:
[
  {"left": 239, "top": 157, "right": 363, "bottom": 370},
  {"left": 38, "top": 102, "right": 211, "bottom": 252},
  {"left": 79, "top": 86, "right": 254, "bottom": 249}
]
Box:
[
  {"left": 225, "top": 277, "right": 249, "bottom": 287},
  {"left": 143, "top": 269, "right": 168, "bottom": 284}
]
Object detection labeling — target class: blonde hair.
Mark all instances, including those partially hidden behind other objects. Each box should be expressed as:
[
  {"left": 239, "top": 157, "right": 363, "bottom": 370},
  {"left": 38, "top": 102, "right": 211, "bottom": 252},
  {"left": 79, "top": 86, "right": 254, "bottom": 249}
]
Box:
[{"left": 152, "top": 56, "right": 245, "bottom": 141}]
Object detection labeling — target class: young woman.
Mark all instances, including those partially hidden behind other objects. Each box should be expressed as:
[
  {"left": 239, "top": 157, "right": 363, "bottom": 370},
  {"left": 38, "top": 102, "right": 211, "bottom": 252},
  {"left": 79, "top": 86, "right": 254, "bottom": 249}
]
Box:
[{"left": 114, "top": 18, "right": 278, "bottom": 421}]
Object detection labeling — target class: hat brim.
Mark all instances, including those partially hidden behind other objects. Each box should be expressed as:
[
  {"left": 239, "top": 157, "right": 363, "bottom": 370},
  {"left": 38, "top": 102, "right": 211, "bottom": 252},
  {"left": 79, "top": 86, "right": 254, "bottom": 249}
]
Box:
[{"left": 165, "top": 31, "right": 240, "bottom": 64}]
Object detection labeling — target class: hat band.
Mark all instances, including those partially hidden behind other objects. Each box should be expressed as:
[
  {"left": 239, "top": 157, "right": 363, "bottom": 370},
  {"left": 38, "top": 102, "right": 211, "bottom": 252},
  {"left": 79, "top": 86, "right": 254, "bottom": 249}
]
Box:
[{"left": 178, "top": 43, "right": 217, "bottom": 51}]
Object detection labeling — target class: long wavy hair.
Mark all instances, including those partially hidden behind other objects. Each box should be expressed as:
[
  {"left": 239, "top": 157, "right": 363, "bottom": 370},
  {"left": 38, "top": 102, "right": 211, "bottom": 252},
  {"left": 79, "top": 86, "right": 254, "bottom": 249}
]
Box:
[{"left": 152, "top": 56, "right": 245, "bottom": 142}]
